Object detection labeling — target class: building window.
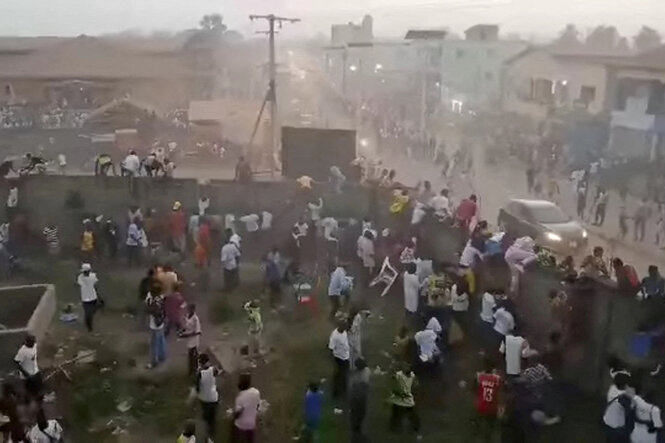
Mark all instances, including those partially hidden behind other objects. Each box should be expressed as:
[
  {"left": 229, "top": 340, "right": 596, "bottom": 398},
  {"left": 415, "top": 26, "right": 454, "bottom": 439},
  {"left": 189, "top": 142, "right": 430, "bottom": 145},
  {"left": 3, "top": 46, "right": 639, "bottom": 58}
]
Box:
[
  {"left": 456, "top": 49, "right": 465, "bottom": 59},
  {"left": 530, "top": 78, "right": 554, "bottom": 103},
  {"left": 579, "top": 86, "right": 596, "bottom": 105}
]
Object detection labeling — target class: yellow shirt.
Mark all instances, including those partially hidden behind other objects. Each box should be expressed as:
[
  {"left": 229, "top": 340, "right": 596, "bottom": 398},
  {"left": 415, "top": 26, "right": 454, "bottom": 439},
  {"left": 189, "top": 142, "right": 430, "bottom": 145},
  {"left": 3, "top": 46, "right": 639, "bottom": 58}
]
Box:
[{"left": 81, "top": 231, "right": 94, "bottom": 252}]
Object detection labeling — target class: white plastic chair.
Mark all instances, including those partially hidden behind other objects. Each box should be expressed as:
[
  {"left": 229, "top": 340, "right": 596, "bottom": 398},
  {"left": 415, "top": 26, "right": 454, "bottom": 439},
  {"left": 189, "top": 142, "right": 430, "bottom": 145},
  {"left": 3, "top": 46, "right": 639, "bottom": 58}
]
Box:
[{"left": 370, "top": 256, "right": 398, "bottom": 297}]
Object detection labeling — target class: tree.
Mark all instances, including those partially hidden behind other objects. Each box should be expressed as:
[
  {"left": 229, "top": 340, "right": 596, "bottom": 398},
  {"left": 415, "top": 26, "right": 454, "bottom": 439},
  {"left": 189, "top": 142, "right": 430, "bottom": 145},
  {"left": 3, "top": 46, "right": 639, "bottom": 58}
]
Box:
[
  {"left": 199, "top": 14, "right": 227, "bottom": 33},
  {"left": 616, "top": 37, "right": 631, "bottom": 53},
  {"left": 585, "top": 25, "right": 621, "bottom": 51},
  {"left": 634, "top": 26, "right": 662, "bottom": 52},
  {"left": 555, "top": 24, "right": 582, "bottom": 48}
]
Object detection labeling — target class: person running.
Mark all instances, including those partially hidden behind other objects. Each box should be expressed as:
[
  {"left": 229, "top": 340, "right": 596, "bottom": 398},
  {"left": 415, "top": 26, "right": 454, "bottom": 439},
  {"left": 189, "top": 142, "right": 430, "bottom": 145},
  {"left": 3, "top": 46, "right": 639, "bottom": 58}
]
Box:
[
  {"left": 388, "top": 363, "right": 422, "bottom": 440},
  {"left": 179, "top": 303, "right": 202, "bottom": 377},
  {"left": 603, "top": 372, "right": 634, "bottom": 442},
  {"left": 631, "top": 389, "right": 662, "bottom": 443},
  {"left": 475, "top": 358, "right": 502, "bottom": 443},
  {"left": 77, "top": 263, "right": 100, "bottom": 332}
]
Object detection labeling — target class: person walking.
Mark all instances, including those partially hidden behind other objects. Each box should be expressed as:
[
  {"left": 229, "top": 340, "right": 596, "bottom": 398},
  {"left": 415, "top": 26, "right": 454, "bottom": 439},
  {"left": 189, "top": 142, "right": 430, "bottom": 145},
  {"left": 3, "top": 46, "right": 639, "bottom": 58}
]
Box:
[
  {"left": 594, "top": 189, "right": 609, "bottom": 226},
  {"left": 231, "top": 373, "right": 261, "bottom": 443},
  {"left": 169, "top": 201, "right": 187, "bottom": 258},
  {"left": 603, "top": 372, "right": 634, "bottom": 443},
  {"left": 328, "top": 263, "right": 351, "bottom": 319},
  {"left": 14, "top": 334, "right": 42, "bottom": 402},
  {"left": 475, "top": 358, "right": 502, "bottom": 443},
  {"left": 302, "top": 381, "right": 324, "bottom": 442},
  {"left": 634, "top": 198, "right": 651, "bottom": 242},
  {"left": 328, "top": 321, "right": 350, "bottom": 399},
  {"left": 631, "top": 390, "right": 662, "bottom": 443},
  {"left": 349, "top": 359, "right": 371, "bottom": 443},
  {"left": 196, "top": 353, "right": 221, "bottom": 442},
  {"left": 388, "top": 364, "right": 422, "bottom": 440},
  {"left": 77, "top": 263, "right": 100, "bottom": 332},
  {"left": 221, "top": 237, "right": 241, "bottom": 291},
  {"left": 126, "top": 218, "right": 143, "bottom": 266},
  {"left": 145, "top": 289, "right": 167, "bottom": 369}
]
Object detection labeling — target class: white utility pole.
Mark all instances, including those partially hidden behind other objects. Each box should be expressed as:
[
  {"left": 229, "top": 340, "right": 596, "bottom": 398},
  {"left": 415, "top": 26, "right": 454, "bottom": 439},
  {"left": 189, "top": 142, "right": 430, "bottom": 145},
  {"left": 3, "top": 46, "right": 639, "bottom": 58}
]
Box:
[{"left": 249, "top": 14, "right": 300, "bottom": 174}]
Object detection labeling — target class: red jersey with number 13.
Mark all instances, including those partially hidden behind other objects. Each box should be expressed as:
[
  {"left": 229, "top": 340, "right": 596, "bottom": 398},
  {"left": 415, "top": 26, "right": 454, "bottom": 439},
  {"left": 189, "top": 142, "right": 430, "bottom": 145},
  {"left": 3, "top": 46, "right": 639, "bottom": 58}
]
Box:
[{"left": 476, "top": 372, "right": 501, "bottom": 415}]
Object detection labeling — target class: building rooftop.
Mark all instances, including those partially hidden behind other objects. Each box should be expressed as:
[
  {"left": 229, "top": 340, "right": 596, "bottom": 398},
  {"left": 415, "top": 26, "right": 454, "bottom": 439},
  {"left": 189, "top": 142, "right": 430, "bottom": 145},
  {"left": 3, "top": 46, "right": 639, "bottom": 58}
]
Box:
[{"left": 0, "top": 35, "right": 198, "bottom": 80}]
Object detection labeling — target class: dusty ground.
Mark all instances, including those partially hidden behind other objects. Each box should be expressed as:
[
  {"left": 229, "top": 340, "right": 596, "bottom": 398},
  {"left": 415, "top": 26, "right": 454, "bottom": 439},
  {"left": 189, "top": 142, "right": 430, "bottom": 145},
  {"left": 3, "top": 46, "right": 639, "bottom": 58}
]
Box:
[{"left": 0, "top": 248, "right": 625, "bottom": 443}]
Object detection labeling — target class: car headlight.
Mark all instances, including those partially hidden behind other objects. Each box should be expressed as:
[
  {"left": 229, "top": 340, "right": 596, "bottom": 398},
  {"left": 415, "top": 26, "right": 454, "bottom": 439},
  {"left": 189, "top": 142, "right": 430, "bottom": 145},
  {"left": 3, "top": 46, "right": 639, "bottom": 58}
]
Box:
[
  {"left": 545, "top": 232, "right": 562, "bottom": 242},
  {"left": 582, "top": 229, "right": 588, "bottom": 239}
]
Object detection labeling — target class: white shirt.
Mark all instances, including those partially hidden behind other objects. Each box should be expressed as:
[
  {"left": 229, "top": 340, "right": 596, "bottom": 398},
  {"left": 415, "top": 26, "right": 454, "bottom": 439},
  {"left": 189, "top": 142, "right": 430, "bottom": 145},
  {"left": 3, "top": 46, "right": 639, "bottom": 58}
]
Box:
[
  {"left": 230, "top": 233, "right": 242, "bottom": 249},
  {"left": 429, "top": 195, "right": 450, "bottom": 218},
  {"left": 234, "top": 387, "right": 261, "bottom": 430},
  {"left": 414, "top": 329, "right": 439, "bottom": 362},
  {"left": 356, "top": 236, "right": 375, "bottom": 268},
  {"left": 261, "top": 211, "right": 273, "bottom": 230},
  {"left": 459, "top": 243, "right": 482, "bottom": 267},
  {"left": 500, "top": 334, "right": 525, "bottom": 375},
  {"left": 294, "top": 221, "right": 309, "bottom": 237},
  {"left": 321, "top": 217, "right": 338, "bottom": 241},
  {"left": 184, "top": 313, "right": 201, "bottom": 349},
  {"left": 198, "top": 366, "right": 219, "bottom": 403},
  {"left": 451, "top": 285, "right": 469, "bottom": 312},
  {"left": 198, "top": 197, "right": 210, "bottom": 216},
  {"left": 603, "top": 384, "right": 629, "bottom": 429},
  {"left": 411, "top": 204, "right": 426, "bottom": 225},
  {"left": 123, "top": 154, "right": 140, "bottom": 175},
  {"left": 328, "top": 329, "right": 350, "bottom": 360},
  {"left": 308, "top": 199, "right": 323, "bottom": 221},
  {"left": 632, "top": 395, "right": 662, "bottom": 443},
  {"left": 77, "top": 272, "right": 99, "bottom": 302},
  {"left": 28, "top": 420, "right": 63, "bottom": 443},
  {"left": 225, "top": 214, "right": 236, "bottom": 231},
  {"left": 403, "top": 272, "right": 420, "bottom": 313},
  {"left": 480, "top": 292, "right": 496, "bottom": 323},
  {"left": 240, "top": 214, "right": 260, "bottom": 232},
  {"left": 493, "top": 308, "right": 515, "bottom": 336},
  {"left": 7, "top": 187, "right": 18, "bottom": 208},
  {"left": 14, "top": 344, "right": 38, "bottom": 377},
  {"left": 221, "top": 242, "right": 241, "bottom": 270},
  {"left": 426, "top": 316, "right": 442, "bottom": 334}
]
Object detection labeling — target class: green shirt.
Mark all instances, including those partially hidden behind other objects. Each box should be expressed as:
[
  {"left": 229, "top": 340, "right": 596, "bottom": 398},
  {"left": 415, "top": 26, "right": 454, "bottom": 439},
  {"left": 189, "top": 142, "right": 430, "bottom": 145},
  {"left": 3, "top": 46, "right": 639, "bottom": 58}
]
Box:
[{"left": 388, "top": 371, "right": 416, "bottom": 407}]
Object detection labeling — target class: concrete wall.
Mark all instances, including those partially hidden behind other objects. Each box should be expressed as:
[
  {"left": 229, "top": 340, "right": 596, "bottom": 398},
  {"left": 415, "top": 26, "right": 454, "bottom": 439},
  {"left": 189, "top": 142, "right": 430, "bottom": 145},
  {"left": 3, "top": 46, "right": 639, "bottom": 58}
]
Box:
[
  {"left": 0, "top": 284, "right": 55, "bottom": 372},
  {"left": 1, "top": 175, "right": 375, "bottom": 251}
]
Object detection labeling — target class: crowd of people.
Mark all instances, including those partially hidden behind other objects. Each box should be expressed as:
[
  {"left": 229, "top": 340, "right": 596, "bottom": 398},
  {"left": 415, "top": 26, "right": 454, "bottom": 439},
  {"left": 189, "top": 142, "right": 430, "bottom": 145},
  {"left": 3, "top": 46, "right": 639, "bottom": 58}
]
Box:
[{"left": 2, "top": 131, "right": 665, "bottom": 442}]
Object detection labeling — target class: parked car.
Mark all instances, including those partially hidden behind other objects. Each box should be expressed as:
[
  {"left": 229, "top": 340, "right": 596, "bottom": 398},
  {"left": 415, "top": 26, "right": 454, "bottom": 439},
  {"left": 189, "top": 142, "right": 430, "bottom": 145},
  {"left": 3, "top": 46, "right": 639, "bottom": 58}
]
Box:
[{"left": 497, "top": 199, "right": 588, "bottom": 254}]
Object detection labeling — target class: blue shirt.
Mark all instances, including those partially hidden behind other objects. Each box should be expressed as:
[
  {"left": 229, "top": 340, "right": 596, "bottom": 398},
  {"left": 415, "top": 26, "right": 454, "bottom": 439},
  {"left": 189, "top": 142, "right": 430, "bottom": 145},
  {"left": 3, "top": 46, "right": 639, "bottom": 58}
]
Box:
[
  {"left": 304, "top": 390, "right": 324, "bottom": 427},
  {"left": 642, "top": 275, "right": 665, "bottom": 298},
  {"left": 328, "top": 267, "right": 348, "bottom": 297}
]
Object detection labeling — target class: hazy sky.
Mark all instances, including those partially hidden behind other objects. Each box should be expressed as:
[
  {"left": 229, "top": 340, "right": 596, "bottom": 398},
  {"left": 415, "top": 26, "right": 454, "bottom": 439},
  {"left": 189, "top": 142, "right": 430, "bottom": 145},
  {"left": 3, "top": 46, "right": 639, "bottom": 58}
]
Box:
[{"left": 2, "top": 0, "right": 664, "bottom": 40}]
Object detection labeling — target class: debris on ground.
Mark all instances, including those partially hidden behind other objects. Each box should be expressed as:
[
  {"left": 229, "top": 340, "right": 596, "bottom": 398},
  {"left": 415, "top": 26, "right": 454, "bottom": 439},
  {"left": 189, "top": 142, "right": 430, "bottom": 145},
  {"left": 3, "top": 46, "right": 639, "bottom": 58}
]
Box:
[
  {"left": 43, "top": 392, "right": 57, "bottom": 403},
  {"left": 373, "top": 366, "right": 386, "bottom": 376},
  {"left": 258, "top": 399, "right": 270, "bottom": 415},
  {"left": 75, "top": 350, "right": 96, "bottom": 365},
  {"left": 116, "top": 400, "right": 133, "bottom": 413}
]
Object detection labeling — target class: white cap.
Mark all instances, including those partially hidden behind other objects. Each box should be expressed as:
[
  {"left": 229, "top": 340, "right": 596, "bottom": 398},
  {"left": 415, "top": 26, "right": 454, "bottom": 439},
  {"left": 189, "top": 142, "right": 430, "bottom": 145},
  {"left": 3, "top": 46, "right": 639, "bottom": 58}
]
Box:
[{"left": 81, "top": 263, "right": 92, "bottom": 271}]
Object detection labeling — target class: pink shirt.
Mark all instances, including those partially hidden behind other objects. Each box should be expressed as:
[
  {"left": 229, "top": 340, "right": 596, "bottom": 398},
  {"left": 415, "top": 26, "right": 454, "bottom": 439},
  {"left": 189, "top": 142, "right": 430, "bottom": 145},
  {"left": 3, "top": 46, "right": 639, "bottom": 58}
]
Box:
[{"left": 234, "top": 387, "right": 261, "bottom": 430}]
